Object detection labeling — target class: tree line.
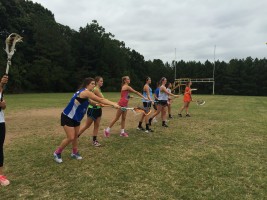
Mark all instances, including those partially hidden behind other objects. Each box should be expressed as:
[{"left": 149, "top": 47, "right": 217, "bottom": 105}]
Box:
[{"left": 0, "top": 0, "right": 266, "bottom": 96}]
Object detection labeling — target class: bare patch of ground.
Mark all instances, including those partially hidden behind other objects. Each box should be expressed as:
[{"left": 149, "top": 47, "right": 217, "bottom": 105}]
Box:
[{"left": 4, "top": 107, "right": 142, "bottom": 144}]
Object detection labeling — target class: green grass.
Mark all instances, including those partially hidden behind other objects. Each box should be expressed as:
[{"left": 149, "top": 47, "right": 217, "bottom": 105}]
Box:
[{"left": 1, "top": 94, "right": 266, "bottom": 199}]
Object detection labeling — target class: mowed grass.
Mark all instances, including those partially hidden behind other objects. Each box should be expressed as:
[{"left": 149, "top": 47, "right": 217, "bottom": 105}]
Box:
[{"left": 1, "top": 93, "right": 266, "bottom": 199}]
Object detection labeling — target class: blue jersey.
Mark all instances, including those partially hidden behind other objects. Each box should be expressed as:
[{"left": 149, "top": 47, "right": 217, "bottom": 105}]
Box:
[
  {"left": 142, "top": 86, "right": 152, "bottom": 102},
  {"left": 63, "top": 88, "right": 90, "bottom": 122},
  {"left": 154, "top": 87, "right": 160, "bottom": 99}
]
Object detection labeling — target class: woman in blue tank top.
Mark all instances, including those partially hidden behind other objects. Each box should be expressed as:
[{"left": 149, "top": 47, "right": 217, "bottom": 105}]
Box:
[{"left": 53, "top": 77, "right": 120, "bottom": 164}]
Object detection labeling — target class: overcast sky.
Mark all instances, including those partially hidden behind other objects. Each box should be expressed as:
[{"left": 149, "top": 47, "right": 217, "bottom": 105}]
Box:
[{"left": 32, "top": 0, "right": 267, "bottom": 63}]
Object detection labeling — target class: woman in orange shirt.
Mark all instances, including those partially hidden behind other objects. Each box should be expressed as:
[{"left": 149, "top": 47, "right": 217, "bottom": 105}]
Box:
[{"left": 178, "top": 81, "right": 192, "bottom": 117}]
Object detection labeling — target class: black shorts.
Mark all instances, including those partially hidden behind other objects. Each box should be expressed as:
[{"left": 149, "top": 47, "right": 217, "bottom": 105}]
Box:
[
  {"left": 61, "top": 113, "right": 80, "bottom": 127},
  {"left": 87, "top": 108, "right": 102, "bottom": 121},
  {"left": 153, "top": 102, "right": 158, "bottom": 110},
  {"left": 159, "top": 100, "right": 168, "bottom": 107},
  {"left": 143, "top": 102, "right": 152, "bottom": 113}
]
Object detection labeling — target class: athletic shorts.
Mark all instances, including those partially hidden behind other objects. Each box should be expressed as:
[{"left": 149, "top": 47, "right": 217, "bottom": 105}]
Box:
[
  {"left": 61, "top": 113, "right": 80, "bottom": 127},
  {"left": 153, "top": 102, "right": 158, "bottom": 110},
  {"left": 158, "top": 100, "right": 168, "bottom": 107},
  {"left": 143, "top": 102, "right": 152, "bottom": 114},
  {"left": 87, "top": 108, "right": 102, "bottom": 121}
]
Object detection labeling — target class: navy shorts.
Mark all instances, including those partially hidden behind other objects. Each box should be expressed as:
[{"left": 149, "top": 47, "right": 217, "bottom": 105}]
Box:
[
  {"left": 87, "top": 108, "right": 102, "bottom": 121},
  {"left": 61, "top": 113, "right": 80, "bottom": 127}
]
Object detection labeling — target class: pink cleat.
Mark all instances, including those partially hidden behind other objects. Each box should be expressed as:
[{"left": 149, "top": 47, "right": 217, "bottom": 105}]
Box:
[
  {"left": 104, "top": 129, "right": 110, "bottom": 137},
  {"left": 120, "top": 132, "right": 129, "bottom": 137}
]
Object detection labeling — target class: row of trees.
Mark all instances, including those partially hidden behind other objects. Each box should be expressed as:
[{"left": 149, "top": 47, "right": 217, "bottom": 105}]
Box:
[{"left": 0, "top": 0, "right": 266, "bottom": 96}]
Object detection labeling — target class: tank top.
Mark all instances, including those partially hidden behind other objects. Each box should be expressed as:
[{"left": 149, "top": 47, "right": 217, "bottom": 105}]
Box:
[
  {"left": 118, "top": 90, "right": 129, "bottom": 107},
  {"left": 63, "top": 88, "right": 90, "bottom": 122},
  {"left": 88, "top": 87, "right": 104, "bottom": 109},
  {"left": 158, "top": 86, "right": 169, "bottom": 101},
  {"left": 142, "top": 85, "right": 152, "bottom": 102}
]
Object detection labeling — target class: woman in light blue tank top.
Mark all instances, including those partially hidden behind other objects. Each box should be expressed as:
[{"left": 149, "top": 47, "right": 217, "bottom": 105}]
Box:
[{"left": 137, "top": 77, "right": 154, "bottom": 132}]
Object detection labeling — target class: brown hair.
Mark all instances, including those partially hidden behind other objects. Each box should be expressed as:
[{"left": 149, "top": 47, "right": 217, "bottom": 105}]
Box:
[
  {"left": 95, "top": 76, "right": 103, "bottom": 83},
  {"left": 78, "top": 77, "right": 95, "bottom": 90}
]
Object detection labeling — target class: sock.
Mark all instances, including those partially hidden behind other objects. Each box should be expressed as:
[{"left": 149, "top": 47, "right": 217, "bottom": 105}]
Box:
[
  {"left": 146, "top": 124, "right": 149, "bottom": 130},
  {"left": 121, "top": 129, "right": 124, "bottom": 134},
  {"left": 106, "top": 127, "right": 111, "bottom": 132},
  {"left": 55, "top": 147, "right": 63, "bottom": 154},
  {"left": 138, "top": 122, "right": 142, "bottom": 127},
  {"left": 93, "top": 136, "right": 97, "bottom": 141},
  {"left": 162, "top": 121, "right": 166, "bottom": 126},
  {"left": 72, "top": 148, "right": 78, "bottom": 154}
]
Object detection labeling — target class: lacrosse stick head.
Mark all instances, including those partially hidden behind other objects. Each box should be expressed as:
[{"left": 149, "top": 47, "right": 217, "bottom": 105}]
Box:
[
  {"left": 196, "top": 99, "right": 205, "bottom": 106},
  {"left": 5, "top": 33, "right": 23, "bottom": 57}
]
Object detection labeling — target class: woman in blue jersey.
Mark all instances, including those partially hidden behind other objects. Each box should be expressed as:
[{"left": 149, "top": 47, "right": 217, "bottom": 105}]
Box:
[
  {"left": 0, "top": 75, "right": 10, "bottom": 186},
  {"left": 53, "top": 77, "right": 120, "bottom": 164},
  {"left": 149, "top": 77, "right": 179, "bottom": 127},
  {"left": 137, "top": 77, "right": 154, "bottom": 133},
  {"left": 78, "top": 76, "right": 104, "bottom": 147}
]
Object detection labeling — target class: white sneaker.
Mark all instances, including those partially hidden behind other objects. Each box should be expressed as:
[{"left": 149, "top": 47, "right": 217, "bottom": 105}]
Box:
[
  {"left": 53, "top": 152, "right": 63, "bottom": 163},
  {"left": 71, "top": 152, "right": 82, "bottom": 160},
  {"left": 152, "top": 118, "right": 158, "bottom": 123},
  {"left": 0, "top": 175, "right": 10, "bottom": 186}
]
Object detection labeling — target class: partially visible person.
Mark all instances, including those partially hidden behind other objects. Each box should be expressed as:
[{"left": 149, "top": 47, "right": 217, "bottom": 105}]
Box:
[
  {"left": 53, "top": 77, "right": 120, "bottom": 164},
  {"left": 166, "top": 82, "right": 173, "bottom": 119},
  {"left": 0, "top": 75, "right": 10, "bottom": 186},
  {"left": 149, "top": 77, "right": 179, "bottom": 127},
  {"left": 178, "top": 81, "right": 192, "bottom": 117},
  {"left": 104, "top": 76, "right": 148, "bottom": 137},
  {"left": 137, "top": 77, "right": 154, "bottom": 133},
  {"left": 78, "top": 76, "right": 104, "bottom": 147}
]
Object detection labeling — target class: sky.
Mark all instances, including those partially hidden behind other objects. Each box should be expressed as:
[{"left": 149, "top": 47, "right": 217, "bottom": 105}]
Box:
[{"left": 32, "top": 0, "right": 267, "bottom": 63}]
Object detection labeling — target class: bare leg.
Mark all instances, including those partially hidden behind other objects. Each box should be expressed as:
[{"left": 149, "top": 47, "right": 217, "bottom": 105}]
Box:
[{"left": 78, "top": 117, "right": 94, "bottom": 137}]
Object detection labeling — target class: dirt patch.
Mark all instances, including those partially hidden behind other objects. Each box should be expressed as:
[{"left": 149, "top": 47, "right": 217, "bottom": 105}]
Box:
[{"left": 4, "top": 107, "right": 143, "bottom": 144}]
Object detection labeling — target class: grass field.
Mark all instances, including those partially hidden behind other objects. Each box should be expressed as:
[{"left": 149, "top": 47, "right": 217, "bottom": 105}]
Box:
[{"left": 1, "top": 93, "right": 266, "bottom": 199}]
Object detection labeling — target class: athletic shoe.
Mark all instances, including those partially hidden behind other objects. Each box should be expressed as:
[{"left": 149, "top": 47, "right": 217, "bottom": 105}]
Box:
[
  {"left": 152, "top": 118, "right": 158, "bottom": 123},
  {"left": 186, "top": 114, "right": 191, "bottom": 117},
  {"left": 92, "top": 140, "right": 101, "bottom": 147},
  {"left": 71, "top": 152, "right": 82, "bottom": 160},
  {"left": 162, "top": 124, "right": 168, "bottom": 127},
  {"left": 0, "top": 175, "right": 10, "bottom": 186},
  {"left": 137, "top": 126, "right": 145, "bottom": 131},
  {"left": 145, "top": 128, "right": 154, "bottom": 133},
  {"left": 148, "top": 118, "right": 152, "bottom": 126},
  {"left": 178, "top": 114, "right": 182, "bottom": 117},
  {"left": 53, "top": 152, "right": 63, "bottom": 163},
  {"left": 104, "top": 129, "right": 110, "bottom": 137},
  {"left": 120, "top": 132, "right": 129, "bottom": 137}
]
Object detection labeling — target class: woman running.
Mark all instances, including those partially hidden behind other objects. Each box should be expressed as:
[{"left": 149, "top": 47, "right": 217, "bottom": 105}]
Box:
[
  {"left": 149, "top": 77, "right": 179, "bottom": 127},
  {"left": 104, "top": 76, "right": 148, "bottom": 137},
  {"left": 178, "top": 81, "right": 192, "bottom": 117},
  {"left": 78, "top": 76, "right": 105, "bottom": 147},
  {"left": 53, "top": 77, "right": 120, "bottom": 163},
  {"left": 137, "top": 77, "right": 153, "bottom": 133},
  {"left": 0, "top": 75, "right": 10, "bottom": 186}
]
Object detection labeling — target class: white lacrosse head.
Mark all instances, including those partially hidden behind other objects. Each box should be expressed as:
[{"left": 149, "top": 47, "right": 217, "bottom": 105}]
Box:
[{"left": 5, "top": 33, "right": 23, "bottom": 58}]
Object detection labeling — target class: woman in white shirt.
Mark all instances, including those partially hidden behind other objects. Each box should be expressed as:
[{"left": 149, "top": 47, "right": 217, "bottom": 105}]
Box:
[{"left": 0, "top": 75, "right": 10, "bottom": 186}]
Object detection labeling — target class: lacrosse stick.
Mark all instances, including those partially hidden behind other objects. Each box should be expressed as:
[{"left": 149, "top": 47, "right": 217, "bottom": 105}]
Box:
[
  {"left": 194, "top": 99, "right": 205, "bottom": 106},
  {"left": 4, "top": 33, "right": 23, "bottom": 75},
  {"left": 122, "top": 107, "right": 152, "bottom": 116},
  {"left": 1, "top": 33, "right": 23, "bottom": 103}
]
